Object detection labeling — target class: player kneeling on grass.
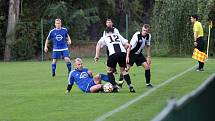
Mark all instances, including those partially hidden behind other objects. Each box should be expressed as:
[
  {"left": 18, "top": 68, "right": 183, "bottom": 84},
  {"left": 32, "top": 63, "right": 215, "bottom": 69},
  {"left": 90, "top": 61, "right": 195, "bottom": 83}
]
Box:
[{"left": 65, "top": 58, "right": 111, "bottom": 93}]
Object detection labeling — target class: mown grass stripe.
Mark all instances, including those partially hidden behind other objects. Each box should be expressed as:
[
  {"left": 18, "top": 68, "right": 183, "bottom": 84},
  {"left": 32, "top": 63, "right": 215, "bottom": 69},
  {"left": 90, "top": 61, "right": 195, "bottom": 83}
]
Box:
[{"left": 95, "top": 65, "right": 197, "bottom": 121}]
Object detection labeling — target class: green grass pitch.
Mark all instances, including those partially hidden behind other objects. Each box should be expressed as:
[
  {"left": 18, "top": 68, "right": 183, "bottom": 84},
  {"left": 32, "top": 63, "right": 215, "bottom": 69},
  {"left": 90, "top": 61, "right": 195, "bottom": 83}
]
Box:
[{"left": 0, "top": 57, "right": 214, "bottom": 121}]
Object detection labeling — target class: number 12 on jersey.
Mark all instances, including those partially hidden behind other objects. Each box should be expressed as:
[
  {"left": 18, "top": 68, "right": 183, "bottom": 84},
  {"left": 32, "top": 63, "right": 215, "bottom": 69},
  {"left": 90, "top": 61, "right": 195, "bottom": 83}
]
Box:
[{"left": 108, "top": 35, "right": 120, "bottom": 43}]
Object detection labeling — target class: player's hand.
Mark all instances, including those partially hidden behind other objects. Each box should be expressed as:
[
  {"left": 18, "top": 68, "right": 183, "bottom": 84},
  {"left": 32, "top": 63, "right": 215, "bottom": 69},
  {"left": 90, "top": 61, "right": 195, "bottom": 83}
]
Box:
[
  {"left": 94, "top": 57, "right": 99, "bottom": 63},
  {"left": 88, "top": 71, "right": 93, "bottom": 77},
  {"left": 146, "top": 57, "right": 151, "bottom": 65},
  {"left": 67, "top": 40, "right": 71, "bottom": 45},
  {"left": 194, "top": 41, "right": 197, "bottom": 47},
  {"left": 44, "top": 47, "right": 48, "bottom": 52},
  {"left": 125, "top": 67, "right": 129, "bottom": 72}
]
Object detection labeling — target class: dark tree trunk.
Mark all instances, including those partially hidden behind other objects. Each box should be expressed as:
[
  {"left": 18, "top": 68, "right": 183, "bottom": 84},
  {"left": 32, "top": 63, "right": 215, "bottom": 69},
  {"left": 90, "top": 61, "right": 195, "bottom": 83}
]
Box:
[
  {"left": 142, "top": 0, "right": 155, "bottom": 24},
  {"left": 116, "top": 0, "right": 126, "bottom": 33}
]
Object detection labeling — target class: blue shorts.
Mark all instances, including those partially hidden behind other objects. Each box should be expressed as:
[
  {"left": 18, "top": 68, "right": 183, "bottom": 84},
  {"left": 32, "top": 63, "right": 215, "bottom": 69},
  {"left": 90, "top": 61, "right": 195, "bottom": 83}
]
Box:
[
  {"left": 52, "top": 50, "right": 70, "bottom": 59},
  {"left": 84, "top": 80, "right": 96, "bottom": 93}
]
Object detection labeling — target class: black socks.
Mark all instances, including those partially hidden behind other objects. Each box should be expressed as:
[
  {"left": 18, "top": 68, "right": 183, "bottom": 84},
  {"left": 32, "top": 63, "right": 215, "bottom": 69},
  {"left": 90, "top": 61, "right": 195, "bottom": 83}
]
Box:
[{"left": 145, "top": 69, "right": 151, "bottom": 84}]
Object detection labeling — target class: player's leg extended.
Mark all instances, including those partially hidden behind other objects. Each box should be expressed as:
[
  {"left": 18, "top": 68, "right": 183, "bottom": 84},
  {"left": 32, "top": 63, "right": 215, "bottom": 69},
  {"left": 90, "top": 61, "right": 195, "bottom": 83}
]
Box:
[
  {"left": 106, "top": 55, "right": 119, "bottom": 92},
  {"left": 118, "top": 64, "right": 132, "bottom": 88},
  {"left": 63, "top": 50, "right": 72, "bottom": 74},
  {"left": 52, "top": 51, "right": 61, "bottom": 77},
  {"left": 90, "top": 74, "right": 105, "bottom": 92},
  {"left": 106, "top": 55, "right": 117, "bottom": 86},
  {"left": 99, "top": 73, "right": 109, "bottom": 82},
  {"left": 142, "top": 62, "right": 153, "bottom": 88},
  {"left": 107, "top": 67, "right": 117, "bottom": 85},
  {"left": 85, "top": 79, "right": 102, "bottom": 93},
  {"left": 90, "top": 84, "right": 102, "bottom": 93},
  {"left": 64, "top": 57, "right": 72, "bottom": 73},
  {"left": 118, "top": 73, "right": 124, "bottom": 85},
  {"left": 121, "top": 67, "right": 135, "bottom": 93},
  {"left": 52, "top": 59, "right": 57, "bottom": 77}
]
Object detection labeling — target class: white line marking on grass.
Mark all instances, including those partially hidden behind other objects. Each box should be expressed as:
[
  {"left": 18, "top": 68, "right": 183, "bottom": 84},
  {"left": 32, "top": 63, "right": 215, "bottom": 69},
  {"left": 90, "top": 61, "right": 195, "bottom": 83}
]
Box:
[{"left": 95, "top": 65, "right": 197, "bottom": 121}]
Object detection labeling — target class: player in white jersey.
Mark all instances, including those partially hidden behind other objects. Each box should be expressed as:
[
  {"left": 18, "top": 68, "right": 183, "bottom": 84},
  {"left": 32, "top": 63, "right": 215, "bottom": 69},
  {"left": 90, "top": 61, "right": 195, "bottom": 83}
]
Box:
[
  {"left": 102, "top": 19, "right": 124, "bottom": 82},
  {"left": 95, "top": 27, "right": 136, "bottom": 93},
  {"left": 103, "top": 19, "right": 120, "bottom": 36},
  {"left": 125, "top": 24, "right": 153, "bottom": 88}
]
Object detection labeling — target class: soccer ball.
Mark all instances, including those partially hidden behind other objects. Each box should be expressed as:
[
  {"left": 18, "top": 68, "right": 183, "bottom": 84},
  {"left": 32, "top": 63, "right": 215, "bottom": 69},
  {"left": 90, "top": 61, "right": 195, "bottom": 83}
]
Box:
[{"left": 103, "top": 82, "right": 113, "bottom": 93}]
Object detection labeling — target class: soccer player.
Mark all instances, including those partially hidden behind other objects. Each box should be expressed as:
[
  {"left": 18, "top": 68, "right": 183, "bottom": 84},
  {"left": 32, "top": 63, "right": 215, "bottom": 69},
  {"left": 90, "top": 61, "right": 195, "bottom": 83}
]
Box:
[
  {"left": 102, "top": 18, "right": 124, "bottom": 82},
  {"left": 65, "top": 58, "right": 109, "bottom": 93},
  {"left": 44, "top": 18, "right": 72, "bottom": 77},
  {"left": 190, "top": 15, "right": 205, "bottom": 71},
  {"left": 103, "top": 18, "right": 120, "bottom": 36},
  {"left": 125, "top": 24, "right": 153, "bottom": 88},
  {"left": 95, "top": 27, "right": 136, "bottom": 93}
]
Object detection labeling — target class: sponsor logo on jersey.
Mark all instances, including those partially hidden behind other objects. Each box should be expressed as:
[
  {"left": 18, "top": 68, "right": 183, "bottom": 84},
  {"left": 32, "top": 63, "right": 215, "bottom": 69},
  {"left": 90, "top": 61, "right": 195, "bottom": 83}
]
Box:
[
  {"left": 56, "top": 34, "right": 63, "bottom": 41},
  {"left": 80, "top": 72, "right": 89, "bottom": 79}
]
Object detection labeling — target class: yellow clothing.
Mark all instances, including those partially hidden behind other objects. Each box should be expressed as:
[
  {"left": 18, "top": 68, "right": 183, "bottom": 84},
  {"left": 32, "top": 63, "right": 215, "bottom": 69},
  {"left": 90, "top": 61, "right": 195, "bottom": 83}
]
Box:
[
  {"left": 193, "top": 21, "right": 204, "bottom": 38},
  {"left": 192, "top": 48, "right": 207, "bottom": 63}
]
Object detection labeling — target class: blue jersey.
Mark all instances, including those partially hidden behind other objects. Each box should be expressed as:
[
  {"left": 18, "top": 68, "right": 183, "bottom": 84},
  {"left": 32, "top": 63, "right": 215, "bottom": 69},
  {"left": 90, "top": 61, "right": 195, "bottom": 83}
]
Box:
[
  {"left": 68, "top": 68, "right": 94, "bottom": 92},
  {"left": 48, "top": 27, "right": 69, "bottom": 51}
]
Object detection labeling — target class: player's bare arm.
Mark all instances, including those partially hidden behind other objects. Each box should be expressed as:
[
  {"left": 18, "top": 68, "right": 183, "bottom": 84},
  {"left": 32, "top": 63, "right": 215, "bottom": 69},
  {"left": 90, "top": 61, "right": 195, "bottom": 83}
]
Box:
[
  {"left": 44, "top": 37, "right": 49, "bottom": 52},
  {"left": 94, "top": 42, "right": 101, "bottom": 62},
  {"left": 67, "top": 34, "right": 72, "bottom": 45},
  {"left": 125, "top": 43, "right": 131, "bottom": 64},
  {"left": 193, "top": 32, "right": 198, "bottom": 46}
]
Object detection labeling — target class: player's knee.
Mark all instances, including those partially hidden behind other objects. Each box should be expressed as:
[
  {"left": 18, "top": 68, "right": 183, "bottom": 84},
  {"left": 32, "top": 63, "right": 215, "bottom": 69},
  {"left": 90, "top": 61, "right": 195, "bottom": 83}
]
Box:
[
  {"left": 94, "top": 74, "right": 101, "bottom": 84},
  {"left": 52, "top": 59, "right": 57, "bottom": 64},
  {"left": 94, "top": 74, "right": 100, "bottom": 79},
  {"left": 143, "top": 62, "right": 150, "bottom": 70},
  {"left": 94, "top": 80, "right": 101, "bottom": 85},
  {"left": 145, "top": 65, "right": 150, "bottom": 70},
  {"left": 64, "top": 57, "right": 70, "bottom": 62},
  {"left": 90, "top": 84, "right": 102, "bottom": 93}
]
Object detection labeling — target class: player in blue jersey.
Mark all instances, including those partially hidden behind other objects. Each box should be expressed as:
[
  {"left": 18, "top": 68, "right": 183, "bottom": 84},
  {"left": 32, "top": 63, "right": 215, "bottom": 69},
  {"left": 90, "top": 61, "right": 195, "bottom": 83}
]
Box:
[
  {"left": 65, "top": 58, "right": 110, "bottom": 93},
  {"left": 44, "top": 18, "right": 72, "bottom": 77}
]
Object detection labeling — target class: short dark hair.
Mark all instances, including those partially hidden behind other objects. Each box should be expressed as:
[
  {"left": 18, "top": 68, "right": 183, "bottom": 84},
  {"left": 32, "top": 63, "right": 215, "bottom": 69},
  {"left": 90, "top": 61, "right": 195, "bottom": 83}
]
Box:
[
  {"left": 105, "top": 27, "right": 114, "bottom": 33},
  {"left": 106, "top": 18, "right": 112, "bottom": 22},
  {"left": 143, "top": 24, "right": 150, "bottom": 29},
  {"left": 191, "top": 14, "right": 199, "bottom": 20}
]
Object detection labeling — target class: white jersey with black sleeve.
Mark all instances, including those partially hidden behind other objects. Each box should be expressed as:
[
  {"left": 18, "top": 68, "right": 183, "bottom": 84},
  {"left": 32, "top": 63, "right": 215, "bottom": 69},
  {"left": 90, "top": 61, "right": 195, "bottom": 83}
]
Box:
[
  {"left": 98, "top": 33, "right": 128, "bottom": 56},
  {"left": 130, "top": 32, "right": 151, "bottom": 54}
]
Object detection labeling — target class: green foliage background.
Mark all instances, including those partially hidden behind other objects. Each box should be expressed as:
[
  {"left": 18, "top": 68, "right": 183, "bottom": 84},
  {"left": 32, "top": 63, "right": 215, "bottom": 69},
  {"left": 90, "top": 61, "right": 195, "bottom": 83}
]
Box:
[{"left": 0, "top": 0, "right": 214, "bottom": 60}]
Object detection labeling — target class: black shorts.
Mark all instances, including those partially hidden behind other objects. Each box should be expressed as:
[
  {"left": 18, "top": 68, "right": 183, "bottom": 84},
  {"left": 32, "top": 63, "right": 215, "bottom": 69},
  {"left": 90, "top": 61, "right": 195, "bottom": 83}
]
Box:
[
  {"left": 107, "top": 52, "right": 126, "bottom": 68},
  {"left": 128, "top": 53, "right": 146, "bottom": 66},
  {"left": 196, "top": 37, "right": 204, "bottom": 52}
]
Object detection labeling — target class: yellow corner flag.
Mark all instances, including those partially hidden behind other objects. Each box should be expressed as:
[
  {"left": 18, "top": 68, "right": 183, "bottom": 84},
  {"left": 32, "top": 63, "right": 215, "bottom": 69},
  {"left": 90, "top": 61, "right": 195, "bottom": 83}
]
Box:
[
  {"left": 192, "top": 48, "right": 208, "bottom": 63},
  {"left": 207, "top": 20, "right": 213, "bottom": 56}
]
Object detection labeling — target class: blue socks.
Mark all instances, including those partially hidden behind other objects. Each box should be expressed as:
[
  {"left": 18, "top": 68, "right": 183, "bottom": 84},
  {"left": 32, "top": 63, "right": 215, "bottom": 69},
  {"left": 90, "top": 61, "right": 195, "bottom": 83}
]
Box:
[
  {"left": 67, "top": 62, "right": 72, "bottom": 73},
  {"left": 52, "top": 63, "right": 56, "bottom": 76},
  {"left": 52, "top": 62, "right": 72, "bottom": 76},
  {"left": 100, "top": 74, "right": 109, "bottom": 82}
]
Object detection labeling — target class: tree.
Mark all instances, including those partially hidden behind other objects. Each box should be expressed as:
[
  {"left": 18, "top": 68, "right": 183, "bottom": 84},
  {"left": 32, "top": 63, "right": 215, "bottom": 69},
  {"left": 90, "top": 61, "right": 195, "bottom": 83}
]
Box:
[
  {"left": 0, "top": 0, "right": 8, "bottom": 60},
  {"left": 4, "top": 0, "right": 20, "bottom": 61}
]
